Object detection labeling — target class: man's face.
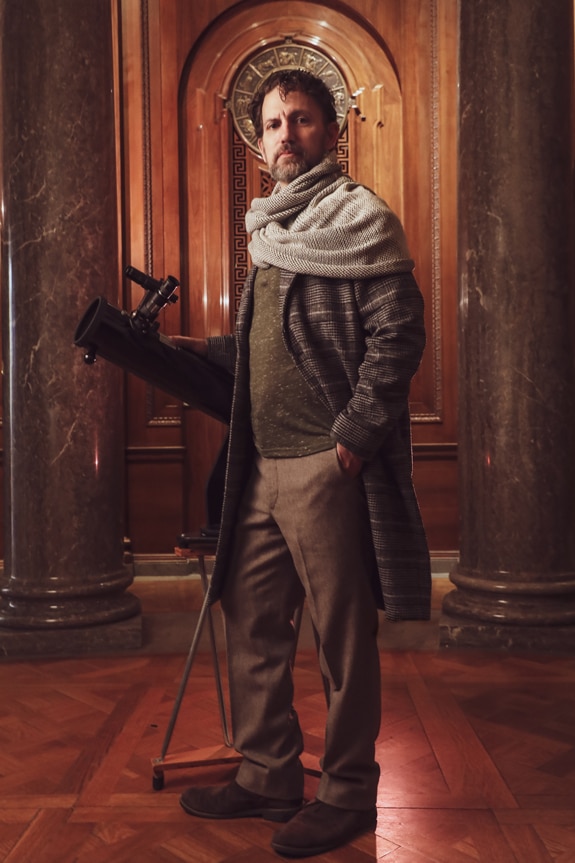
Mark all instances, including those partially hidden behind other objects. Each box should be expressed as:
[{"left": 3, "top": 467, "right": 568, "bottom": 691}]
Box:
[{"left": 257, "top": 87, "right": 339, "bottom": 187}]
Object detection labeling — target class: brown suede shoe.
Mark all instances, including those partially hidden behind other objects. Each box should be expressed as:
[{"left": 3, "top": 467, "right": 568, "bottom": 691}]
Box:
[
  {"left": 271, "top": 799, "right": 377, "bottom": 857},
  {"left": 180, "top": 780, "right": 302, "bottom": 823}
]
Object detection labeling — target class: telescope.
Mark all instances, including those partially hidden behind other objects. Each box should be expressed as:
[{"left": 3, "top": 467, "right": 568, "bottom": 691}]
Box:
[{"left": 74, "top": 266, "right": 233, "bottom": 425}]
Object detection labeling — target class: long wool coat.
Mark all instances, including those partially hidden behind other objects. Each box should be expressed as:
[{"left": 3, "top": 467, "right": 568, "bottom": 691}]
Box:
[{"left": 205, "top": 267, "right": 431, "bottom": 621}]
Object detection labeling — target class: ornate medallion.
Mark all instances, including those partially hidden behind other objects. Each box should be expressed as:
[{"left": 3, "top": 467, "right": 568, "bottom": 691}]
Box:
[{"left": 229, "top": 41, "right": 349, "bottom": 153}]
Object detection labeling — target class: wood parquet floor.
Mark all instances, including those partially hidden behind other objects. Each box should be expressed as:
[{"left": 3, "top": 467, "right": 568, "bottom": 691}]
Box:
[{"left": 1, "top": 576, "right": 574, "bottom": 862}]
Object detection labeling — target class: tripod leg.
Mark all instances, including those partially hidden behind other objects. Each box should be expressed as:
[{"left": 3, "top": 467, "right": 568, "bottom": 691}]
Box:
[
  {"left": 199, "top": 557, "right": 233, "bottom": 747},
  {"left": 157, "top": 588, "right": 212, "bottom": 761}
]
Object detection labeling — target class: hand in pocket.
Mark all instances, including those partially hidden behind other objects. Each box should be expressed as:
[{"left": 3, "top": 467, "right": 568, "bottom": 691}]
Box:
[{"left": 336, "top": 442, "right": 364, "bottom": 479}]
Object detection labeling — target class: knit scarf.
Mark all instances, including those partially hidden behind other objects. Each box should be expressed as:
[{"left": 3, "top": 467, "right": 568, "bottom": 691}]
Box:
[{"left": 245, "top": 156, "right": 414, "bottom": 279}]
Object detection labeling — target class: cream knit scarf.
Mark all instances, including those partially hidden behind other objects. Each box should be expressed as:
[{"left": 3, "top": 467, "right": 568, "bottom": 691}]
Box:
[{"left": 245, "top": 155, "right": 414, "bottom": 279}]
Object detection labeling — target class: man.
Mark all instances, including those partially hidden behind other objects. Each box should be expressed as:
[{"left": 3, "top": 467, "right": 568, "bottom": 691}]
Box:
[{"left": 174, "top": 68, "right": 431, "bottom": 858}]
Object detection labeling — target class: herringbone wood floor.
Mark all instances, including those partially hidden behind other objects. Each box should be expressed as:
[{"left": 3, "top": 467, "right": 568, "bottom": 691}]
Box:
[{"left": 1, "top": 577, "right": 574, "bottom": 862}]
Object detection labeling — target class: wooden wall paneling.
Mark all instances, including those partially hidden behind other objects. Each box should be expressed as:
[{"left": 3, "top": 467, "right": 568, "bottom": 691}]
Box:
[
  {"left": 120, "top": 0, "right": 146, "bottom": 284},
  {"left": 426, "top": 0, "right": 459, "bottom": 550},
  {"left": 120, "top": 0, "right": 187, "bottom": 553},
  {"left": 179, "top": 77, "right": 232, "bottom": 534},
  {"left": 412, "top": 446, "right": 459, "bottom": 551},
  {"left": 119, "top": 0, "right": 460, "bottom": 552},
  {"left": 435, "top": 0, "right": 458, "bottom": 444},
  {"left": 180, "top": 20, "right": 249, "bottom": 535},
  {"left": 345, "top": 0, "right": 458, "bottom": 549},
  {"left": 125, "top": 448, "right": 186, "bottom": 555},
  {"left": 405, "top": 0, "right": 459, "bottom": 550},
  {"left": 400, "top": 0, "right": 458, "bottom": 436},
  {"left": 398, "top": 0, "right": 436, "bottom": 423}
]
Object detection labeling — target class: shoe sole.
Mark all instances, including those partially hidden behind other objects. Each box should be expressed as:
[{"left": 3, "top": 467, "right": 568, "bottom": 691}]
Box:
[
  {"left": 271, "top": 817, "right": 377, "bottom": 856},
  {"left": 179, "top": 797, "right": 301, "bottom": 823}
]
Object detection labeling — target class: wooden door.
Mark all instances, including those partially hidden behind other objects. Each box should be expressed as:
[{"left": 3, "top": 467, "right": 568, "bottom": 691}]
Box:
[{"left": 120, "top": 0, "right": 458, "bottom": 554}]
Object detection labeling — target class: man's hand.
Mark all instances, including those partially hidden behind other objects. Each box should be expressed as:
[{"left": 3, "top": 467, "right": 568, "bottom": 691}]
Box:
[
  {"left": 336, "top": 442, "right": 364, "bottom": 479},
  {"left": 171, "top": 336, "right": 208, "bottom": 356}
]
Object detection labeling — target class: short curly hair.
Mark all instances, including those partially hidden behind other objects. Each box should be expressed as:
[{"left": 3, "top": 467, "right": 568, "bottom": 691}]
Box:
[{"left": 248, "top": 68, "right": 338, "bottom": 139}]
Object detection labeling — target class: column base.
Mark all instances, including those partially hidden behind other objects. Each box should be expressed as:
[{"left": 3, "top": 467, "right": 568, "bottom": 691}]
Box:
[
  {"left": 0, "top": 613, "right": 143, "bottom": 659},
  {"left": 439, "top": 613, "right": 575, "bottom": 653}
]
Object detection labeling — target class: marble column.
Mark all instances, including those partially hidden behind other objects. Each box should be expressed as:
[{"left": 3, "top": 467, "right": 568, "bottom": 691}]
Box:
[
  {"left": 0, "top": 0, "right": 141, "bottom": 654},
  {"left": 440, "top": 0, "right": 575, "bottom": 650}
]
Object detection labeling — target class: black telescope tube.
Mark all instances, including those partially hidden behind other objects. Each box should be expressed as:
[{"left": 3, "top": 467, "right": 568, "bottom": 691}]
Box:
[{"left": 74, "top": 296, "right": 233, "bottom": 425}]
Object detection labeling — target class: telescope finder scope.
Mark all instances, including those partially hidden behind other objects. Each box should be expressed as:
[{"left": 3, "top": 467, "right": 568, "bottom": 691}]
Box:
[{"left": 125, "top": 265, "right": 180, "bottom": 334}]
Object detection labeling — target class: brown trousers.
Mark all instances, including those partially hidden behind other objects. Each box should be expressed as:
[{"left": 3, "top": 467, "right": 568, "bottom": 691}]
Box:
[{"left": 220, "top": 448, "right": 381, "bottom": 810}]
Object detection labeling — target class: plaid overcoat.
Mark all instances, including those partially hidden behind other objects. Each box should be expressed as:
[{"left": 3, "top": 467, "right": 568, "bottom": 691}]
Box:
[{"left": 205, "top": 267, "right": 431, "bottom": 621}]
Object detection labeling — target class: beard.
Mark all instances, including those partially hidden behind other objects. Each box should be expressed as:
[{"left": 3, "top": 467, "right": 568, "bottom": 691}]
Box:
[{"left": 268, "top": 149, "right": 314, "bottom": 185}]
